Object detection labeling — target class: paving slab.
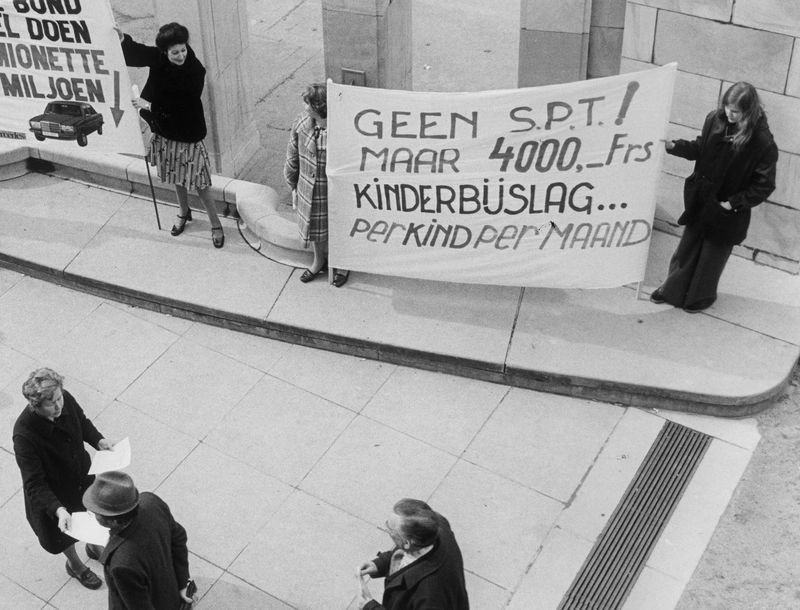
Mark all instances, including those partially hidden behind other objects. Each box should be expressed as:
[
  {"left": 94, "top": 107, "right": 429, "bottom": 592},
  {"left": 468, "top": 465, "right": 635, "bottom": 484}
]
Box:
[
  {"left": 268, "top": 271, "right": 521, "bottom": 372},
  {"left": 204, "top": 374, "right": 355, "bottom": 486},
  {"left": 361, "top": 366, "right": 508, "bottom": 454},
  {"left": 430, "top": 459, "right": 564, "bottom": 591},
  {"left": 155, "top": 442, "right": 294, "bottom": 568},
  {"left": 464, "top": 389, "right": 624, "bottom": 502},
  {"left": 229, "top": 490, "right": 387, "bottom": 609}
]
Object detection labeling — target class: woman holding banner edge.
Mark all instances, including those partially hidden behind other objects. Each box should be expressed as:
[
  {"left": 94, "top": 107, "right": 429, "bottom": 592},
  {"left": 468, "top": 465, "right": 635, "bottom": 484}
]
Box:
[
  {"left": 118, "top": 22, "right": 225, "bottom": 248},
  {"left": 285, "top": 82, "right": 349, "bottom": 287},
  {"left": 650, "top": 81, "right": 777, "bottom": 313}
]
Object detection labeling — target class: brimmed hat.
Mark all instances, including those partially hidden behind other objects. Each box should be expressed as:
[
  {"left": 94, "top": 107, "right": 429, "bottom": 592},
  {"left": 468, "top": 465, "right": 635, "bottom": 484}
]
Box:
[{"left": 83, "top": 471, "right": 139, "bottom": 516}]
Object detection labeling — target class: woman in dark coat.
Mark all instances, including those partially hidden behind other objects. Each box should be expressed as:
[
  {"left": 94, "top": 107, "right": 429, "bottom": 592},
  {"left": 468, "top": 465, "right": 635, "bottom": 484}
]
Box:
[
  {"left": 651, "top": 81, "right": 778, "bottom": 312},
  {"left": 120, "top": 22, "right": 225, "bottom": 248},
  {"left": 12, "top": 368, "right": 112, "bottom": 589}
]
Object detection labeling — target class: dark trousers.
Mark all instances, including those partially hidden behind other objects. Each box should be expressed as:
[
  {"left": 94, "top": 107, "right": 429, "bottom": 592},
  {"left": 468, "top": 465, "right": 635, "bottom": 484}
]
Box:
[{"left": 660, "top": 223, "right": 733, "bottom": 309}]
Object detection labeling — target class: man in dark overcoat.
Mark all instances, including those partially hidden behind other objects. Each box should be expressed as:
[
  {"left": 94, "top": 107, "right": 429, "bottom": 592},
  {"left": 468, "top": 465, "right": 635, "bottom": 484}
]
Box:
[
  {"left": 83, "top": 471, "right": 195, "bottom": 609},
  {"left": 357, "top": 498, "right": 470, "bottom": 609}
]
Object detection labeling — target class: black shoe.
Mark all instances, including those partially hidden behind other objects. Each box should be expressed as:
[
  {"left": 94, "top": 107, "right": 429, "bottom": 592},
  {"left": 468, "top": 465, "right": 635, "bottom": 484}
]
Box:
[
  {"left": 171, "top": 209, "right": 193, "bottom": 236},
  {"left": 66, "top": 561, "right": 103, "bottom": 590},
  {"left": 649, "top": 288, "right": 666, "bottom": 304},
  {"left": 299, "top": 263, "right": 328, "bottom": 283},
  {"left": 332, "top": 271, "right": 350, "bottom": 288},
  {"left": 211, "top": 226, "right": 225, "bottom": 248},
  {"left": 683, "top": 301, "right": 712, "bottom": 313}
]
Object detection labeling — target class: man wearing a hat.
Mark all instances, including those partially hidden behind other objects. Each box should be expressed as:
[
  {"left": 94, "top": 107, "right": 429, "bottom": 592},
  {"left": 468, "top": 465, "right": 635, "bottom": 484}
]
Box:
[{"left": 83, "top": 471, "right": 194, "bottom": 609}]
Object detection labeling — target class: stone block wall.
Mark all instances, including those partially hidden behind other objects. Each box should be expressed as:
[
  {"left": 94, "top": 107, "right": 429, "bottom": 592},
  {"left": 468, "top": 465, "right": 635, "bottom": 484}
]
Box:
[
  {"left": 588, "top": 0, "right": 626, "bottom": 78},
  {"left": 621, "top": 0, "right": 800, "bottom": 273},
  {"left": 518, "top": 0, "right": 592, "bottom": 86},
  {"left": 321, "top": 0, "right": 412, "bottom": 89}
]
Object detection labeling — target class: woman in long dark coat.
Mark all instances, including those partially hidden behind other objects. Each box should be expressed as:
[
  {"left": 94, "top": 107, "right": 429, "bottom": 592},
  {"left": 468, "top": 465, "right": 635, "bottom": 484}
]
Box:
[
  {"left": 651, "top": 81, "right": 778, "bottom": 312},
  {"left": 12, "top": 368, "right": 112, "bottom": 589}
]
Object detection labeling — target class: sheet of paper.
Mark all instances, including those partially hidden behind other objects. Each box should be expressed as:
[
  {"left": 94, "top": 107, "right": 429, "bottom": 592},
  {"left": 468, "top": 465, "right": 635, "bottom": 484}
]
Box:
[
  {"left": 66, "top": 512, "right": 110, "bottom": 546},
  {"left": 89, "top": 437, "right": 131, "bottom": 474}
]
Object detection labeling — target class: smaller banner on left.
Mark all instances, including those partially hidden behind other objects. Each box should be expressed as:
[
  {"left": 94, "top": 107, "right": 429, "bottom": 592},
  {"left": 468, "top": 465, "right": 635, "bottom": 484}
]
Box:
[{"left": 0, "top": 0, "right": 145, "bottom": 155}]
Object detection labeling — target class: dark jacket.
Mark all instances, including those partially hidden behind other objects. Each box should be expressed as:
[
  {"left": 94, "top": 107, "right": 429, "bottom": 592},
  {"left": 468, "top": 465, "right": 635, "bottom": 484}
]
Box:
[
  {"left": 12, "top": 390, "right": 103, "bottom": 553},
  {"left": 365, "top": 514, "right": 469, "bottom": 610},
  {"left": 121, "top": 34, "right": 207, "bottom": 143},
  {"left": 102, "top": 492, "right": 190, "bottom": 610},
  {"left": 669, "top": 109, "right": 778, "bottom": 245}
]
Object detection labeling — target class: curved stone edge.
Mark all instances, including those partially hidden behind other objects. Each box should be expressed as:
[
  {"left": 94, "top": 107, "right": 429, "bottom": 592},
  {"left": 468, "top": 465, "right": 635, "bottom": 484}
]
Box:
[
  {"left": 0, "top": 145, "right": 29, "bottom": 180},
  {"left": 8, "top": 146, "right": 310, "bottom": 263},
  {"left": 1, "top": 249, "right": 794, "bottom": 417}
]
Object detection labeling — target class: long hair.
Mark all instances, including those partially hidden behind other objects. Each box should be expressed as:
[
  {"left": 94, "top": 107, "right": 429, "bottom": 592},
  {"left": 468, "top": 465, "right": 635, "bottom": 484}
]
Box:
[{"left": 719, "top": 81, "right": 764, "bottom": 152}]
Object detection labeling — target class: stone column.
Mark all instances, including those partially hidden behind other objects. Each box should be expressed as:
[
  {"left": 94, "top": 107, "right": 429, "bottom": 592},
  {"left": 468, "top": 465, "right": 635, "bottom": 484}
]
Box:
[
  {"left": 587, "top": 0, "right": 625, "bottom": 78},
  {"left": 518, "top": 0, "right": 592, "bottom": 86},
  {"left": 152, "top": 0, "right": 260, "bottom": 177},
  {"left": 321, "top": 0, "right": 412, "bottom": 89}
]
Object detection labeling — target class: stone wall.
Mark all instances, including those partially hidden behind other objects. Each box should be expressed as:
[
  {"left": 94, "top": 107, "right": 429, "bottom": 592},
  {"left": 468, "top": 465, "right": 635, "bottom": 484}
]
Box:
[
  {"left": 621, "top": 0, "right": 800, "bottom": 273},
  {"left": 519, "top": 0, "right": 592, "bottom": 86}
]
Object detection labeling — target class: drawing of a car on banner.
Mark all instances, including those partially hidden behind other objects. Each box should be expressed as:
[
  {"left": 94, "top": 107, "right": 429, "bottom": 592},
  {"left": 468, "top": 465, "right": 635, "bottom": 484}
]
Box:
[{"left": 29, "top": 101, "right": 104, "bottom": 147}]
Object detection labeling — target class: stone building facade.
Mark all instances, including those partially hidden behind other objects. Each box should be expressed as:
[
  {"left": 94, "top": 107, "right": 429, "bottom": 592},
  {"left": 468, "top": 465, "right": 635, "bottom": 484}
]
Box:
[{"left": 620, "top": 0, "right": 800, "bottom": 273}]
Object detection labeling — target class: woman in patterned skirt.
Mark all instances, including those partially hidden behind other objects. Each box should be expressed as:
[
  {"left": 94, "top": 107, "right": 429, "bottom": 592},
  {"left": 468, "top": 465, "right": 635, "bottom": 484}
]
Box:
[
  {"left": 119, "top": 23, "right": 224, "bottom": 248},
  {"left": 284, "top": 83, "right": 349, "bottom": 287}
]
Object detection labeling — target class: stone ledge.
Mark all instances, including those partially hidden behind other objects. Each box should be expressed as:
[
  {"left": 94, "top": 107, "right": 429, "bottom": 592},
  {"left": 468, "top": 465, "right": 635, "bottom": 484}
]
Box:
[
  {"left": 0, "top": 145, "right": 29, "bottom": 181},
  {"left": 4, "top": 147, "right": 310, "bottom": 265},
  {"left": 1, "top": 248, "right": 793, "bottom": 417}
]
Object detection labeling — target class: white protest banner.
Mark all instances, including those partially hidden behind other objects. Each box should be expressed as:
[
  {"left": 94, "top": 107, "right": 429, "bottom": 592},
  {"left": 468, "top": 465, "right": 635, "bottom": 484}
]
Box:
[
  {"left": 327, "top": 63, "right": 676, "bottom": 288},
  {"left": 0, "top": 0, "right": 145, "bottom": 155}
]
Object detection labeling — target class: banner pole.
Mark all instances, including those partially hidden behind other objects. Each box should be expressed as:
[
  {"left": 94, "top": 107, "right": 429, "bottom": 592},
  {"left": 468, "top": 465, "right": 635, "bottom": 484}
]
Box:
[
  {"left": 143, "top": 157, "right": 161, "bottom": 231},
  {"left": 635, "top": 281, "right": 642, "bottom": 300}
]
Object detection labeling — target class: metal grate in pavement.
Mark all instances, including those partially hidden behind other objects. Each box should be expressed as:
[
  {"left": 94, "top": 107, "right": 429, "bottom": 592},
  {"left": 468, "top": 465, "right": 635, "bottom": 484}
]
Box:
[{"left": 558, "top": 420, "right": 712, "bottom": 610}]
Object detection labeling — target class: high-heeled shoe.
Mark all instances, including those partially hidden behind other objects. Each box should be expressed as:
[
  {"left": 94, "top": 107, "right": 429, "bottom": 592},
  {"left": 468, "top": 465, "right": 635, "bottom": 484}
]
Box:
[
  {"left": 170, "top": 209, "right": 192, "bottom": 236},
  {"left": 211, "top": 226, "right": 225, "bottom": 248}
]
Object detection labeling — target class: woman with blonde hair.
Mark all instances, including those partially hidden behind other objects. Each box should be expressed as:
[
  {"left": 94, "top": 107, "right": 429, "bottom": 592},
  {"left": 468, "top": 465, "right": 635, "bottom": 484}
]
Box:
[
  {"left": 651, "top": 81, "right": 778, "bottom": 312},
  {"left": 13, "top": 368, "right": 113, "bottom": 589}
]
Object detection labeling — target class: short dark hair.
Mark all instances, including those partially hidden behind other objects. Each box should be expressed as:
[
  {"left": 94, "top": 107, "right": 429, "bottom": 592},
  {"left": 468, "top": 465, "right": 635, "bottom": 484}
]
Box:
[
  {"left": 303, "top": 83, "right": 327, "bottom": 119},
  {"left": 155, "top": 22, "right": 190, "bottom": 52},
  {"left": 393, "top": 498, "right": 439, "bottom": 550}
]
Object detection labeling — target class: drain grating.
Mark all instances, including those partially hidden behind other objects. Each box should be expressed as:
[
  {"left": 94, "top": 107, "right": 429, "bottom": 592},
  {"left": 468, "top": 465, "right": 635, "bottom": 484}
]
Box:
[{"left": 558, "top": 420, "right": 712, "bottom": 610}]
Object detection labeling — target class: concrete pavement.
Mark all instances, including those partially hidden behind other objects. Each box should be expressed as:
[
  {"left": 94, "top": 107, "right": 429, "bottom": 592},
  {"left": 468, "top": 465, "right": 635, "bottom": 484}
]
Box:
[
  {"left": 0, "top": 256, "right": 766, "bottom": 610},
  {"left": 0, "top": 129, "right": 796, "bottom": 610}
]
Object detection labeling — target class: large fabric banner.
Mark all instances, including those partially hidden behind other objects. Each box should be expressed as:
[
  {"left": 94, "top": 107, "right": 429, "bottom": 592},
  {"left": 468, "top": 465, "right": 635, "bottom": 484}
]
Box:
[
  {"left": 327, "top": 63, "right": 676, "bottom": 288},
  {"left": 0, "top": 0, "right": 144, "bottom": 155}
]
